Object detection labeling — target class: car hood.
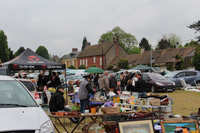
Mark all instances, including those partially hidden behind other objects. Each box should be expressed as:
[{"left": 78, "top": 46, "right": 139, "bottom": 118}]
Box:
[
  {"left": 0, "top": 107, "right": 49, "bottom": 131},
  {"left": 155, "top": 79, "right": 174, "bottom": 85}
]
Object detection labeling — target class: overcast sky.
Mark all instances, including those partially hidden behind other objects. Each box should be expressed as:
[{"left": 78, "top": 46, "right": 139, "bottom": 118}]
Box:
[{"left": 0, "top": 0, "right": 200, "bottom": 57}]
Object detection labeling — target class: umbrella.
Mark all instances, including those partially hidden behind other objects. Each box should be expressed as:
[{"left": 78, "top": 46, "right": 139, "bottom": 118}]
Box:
[{"left": 85, "top": 67, "right": 104, "bottom": 74}]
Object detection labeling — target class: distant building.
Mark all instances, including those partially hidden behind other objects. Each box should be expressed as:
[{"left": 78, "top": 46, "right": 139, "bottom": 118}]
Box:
[
  {"left": 77, "top": 40, "right": 127, "bottom": 69},
  {"left": 61, "top": 48, "right": 80, "bottom": 69},
  {"left": 127, "top": 47, "right": 195, "bottom": 70}
]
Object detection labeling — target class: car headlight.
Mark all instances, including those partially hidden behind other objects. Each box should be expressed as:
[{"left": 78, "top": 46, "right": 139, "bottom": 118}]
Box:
[
  {"left": 40, "top": 120, "right": 54, "bottom": 133},
  {"left": 156, "top": 82, "right": 163, "bottom": 86}
]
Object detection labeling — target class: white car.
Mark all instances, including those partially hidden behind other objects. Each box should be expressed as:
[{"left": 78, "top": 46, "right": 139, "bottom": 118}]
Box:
[
  {"left": 17, "top": 79, "right": 51, "bottom": 105},
  {"left": 0, "top": 75, "right": 54, "bottom": 132}
]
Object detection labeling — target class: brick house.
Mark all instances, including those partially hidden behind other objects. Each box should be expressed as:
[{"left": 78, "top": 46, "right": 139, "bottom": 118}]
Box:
[{"left": 77, "top": 41, "right": 127, "bottom": 69}]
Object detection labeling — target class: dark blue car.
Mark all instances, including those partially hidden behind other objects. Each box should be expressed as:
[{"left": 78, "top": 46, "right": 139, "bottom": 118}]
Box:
[{"left": 167, "top": 70, "right": 200, "bottom": 87}]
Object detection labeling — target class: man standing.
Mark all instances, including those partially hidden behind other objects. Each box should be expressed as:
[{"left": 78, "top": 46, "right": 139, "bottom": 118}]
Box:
[
  {"left": 78, "top": 75, "right": 94, "bottom": 113},
  {"left": 109, "top": 73, "right": 117, "bottom": 92},
  {"left": 37, "top": 70, "right": 46, "bottom": 91},
  {"left": 103, "top": 71, "right": 110, "bottom": 93}
]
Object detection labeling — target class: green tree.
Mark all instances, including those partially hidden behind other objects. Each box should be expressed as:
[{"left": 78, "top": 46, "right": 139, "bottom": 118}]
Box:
[
  {"left": 193, "top": 46, "right": 200, "bottom": 70},
  {"left": 185, "top": 40, "right": 199, "bottom": 48},
  {"left": 36, "top": 45, "right": 50, "bottom": 59},
  {"left": 118, "top": 59, "right": 129, "bottom": 69},
  {"left": 188, "top": 20, "right": 200, "bottom": 42},
  {"left": 8, "top": 48, "right": 14, "bottom": 60},
  {"left": 139, "top": 38, "right": 151, "bottom": 51},
  {"left": 156, "top": 38, "right": 171, "bottom": 50},
  {"left": 168, "top": 34, "right": 182, "bottom": 48},
  {"left": 156, "top": 34, "right": 182, "bottom": 50},
  {"left": 0, "top": 30, "right": 9, "bottom": 62},
  {"left": 78, "top": 65, "right": 86, "bottom": 69},
  {"left": 68, "top": 65, "right": 76, "bottom": 69},
  {"left": 98, "top": 26, "right": 138, "bottom": 53},
  {"left": 128, "top": 46, "right": 141, "bottom": 54},
  {"left": 14, "top": 47, "right": 25, "bottom": 57}
]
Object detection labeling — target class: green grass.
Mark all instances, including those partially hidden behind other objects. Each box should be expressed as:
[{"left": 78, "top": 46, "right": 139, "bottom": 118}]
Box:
[{"left": 160, "top": 90, "right": 200, "bottom": 116}]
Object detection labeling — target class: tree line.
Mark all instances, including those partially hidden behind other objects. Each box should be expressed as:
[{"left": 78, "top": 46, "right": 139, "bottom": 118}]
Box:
[
  {"left": 1, "top": 20, "right": 200, "bottom": 69},
  {"left": 0, "top": 30, "right": 50, "bottom": 63}
]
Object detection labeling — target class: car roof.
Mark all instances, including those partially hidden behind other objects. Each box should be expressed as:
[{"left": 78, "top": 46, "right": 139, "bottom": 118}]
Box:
[
  {"left": 177, "top": 70, "right": 199, "bottom": 73},
  {"left": 0, "top": 75, "right": 15, "bottom": 81}
]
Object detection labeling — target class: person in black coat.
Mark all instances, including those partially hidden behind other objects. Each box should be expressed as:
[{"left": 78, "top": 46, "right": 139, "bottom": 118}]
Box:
[
  {"left": 37, "top": 70, "right": 47, "bottom": 91},
  {"left": 49, "top": 86, "right": 65, "bottom": 112},
  {"left": 109, "top": 74, "right": 117, "bottom": 92},
  {"left": 48, "top": 72, "right": 61, "bottom": 88},
  {"left": 49, "top": 86, "right": 80, "bottom": 123}
]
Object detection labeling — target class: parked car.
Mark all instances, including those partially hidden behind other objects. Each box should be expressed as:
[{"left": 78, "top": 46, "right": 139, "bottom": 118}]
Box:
[
  {"left": 0, "top": 75, "right": 54, "bottom": 132},
  {"left": 166, "top": 70, "right": 200, "bottom": 87},
  {"left": 17, "top": 79, "right": 51, "bottom": 105},
  {"left": 138, "top": 73, "right": 175, "bottom": 92}
]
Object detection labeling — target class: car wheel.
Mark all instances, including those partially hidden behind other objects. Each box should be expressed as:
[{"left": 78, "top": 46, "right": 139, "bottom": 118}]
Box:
[{"left": 151, "top": 86, "right": 156, "bottom": 93}]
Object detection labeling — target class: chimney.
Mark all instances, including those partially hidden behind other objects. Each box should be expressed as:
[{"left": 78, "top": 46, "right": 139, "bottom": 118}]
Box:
[{"left": 72, "top": 48, "right": 78, "bottom": 53}]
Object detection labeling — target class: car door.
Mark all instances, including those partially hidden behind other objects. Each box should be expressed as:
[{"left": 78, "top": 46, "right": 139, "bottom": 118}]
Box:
[
  {"left": 141, "top": 74, "right": 152, "bottom": 91},
  {"left": 174, "top": 72, "right": 185, "bottom": 87},
  {"left": 184, "top": 71, "right": 197, "bottom": 85}
]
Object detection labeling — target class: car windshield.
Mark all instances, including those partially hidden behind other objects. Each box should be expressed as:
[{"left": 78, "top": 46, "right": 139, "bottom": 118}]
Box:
[
  {"left": 164, "top": 71, "right": 179, "bottom": 78},
  {"left": 20, "top": 81, "right": 36, "bottom": 92},
  {"left": 0, "top": 80, "right": 37, "bottom": 108},
  {"left": 149, "top": 73, "right": 166, "bottom": 80}
]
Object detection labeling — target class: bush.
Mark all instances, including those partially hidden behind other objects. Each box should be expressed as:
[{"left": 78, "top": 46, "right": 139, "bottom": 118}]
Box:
[
  {"left": 175, "top": 55, "right": 185, "bottom": 70},
  {"left": 167, "top": 63, "right": 174, "bottom": 71},
  {"left": 118, "top": 59, "right": 129, "bottom": 69},
  {"left": 68, "top": 65, "right": 76, "bottom": 69},
  {"left": 193, "top": 46, "right": 200, "bottom": 70},
  {"left": 78, "top": 65, "right": 86, "bottom": 69},
  {"left": 107, "top": 65, "right": 114, "bottom": 70}
]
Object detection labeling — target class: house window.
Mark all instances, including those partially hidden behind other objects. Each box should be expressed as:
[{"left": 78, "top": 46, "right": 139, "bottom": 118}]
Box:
[
  {"left": 100, "top": 57, "right": 102, "bottom": 66},
  {"left": 83, "top": 59, "right": 85, "bottom": 65},
  {"left": 93, "top": 57, "right": 96, "bottom": 63},
  {"left": 72, "top": 60, "right": 75, "bottom": 66}
]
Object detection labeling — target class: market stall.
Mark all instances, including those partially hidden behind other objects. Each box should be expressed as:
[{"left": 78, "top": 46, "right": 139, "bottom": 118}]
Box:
[{"left": 0, "top": 48, "right": 65, "bottom": 74}]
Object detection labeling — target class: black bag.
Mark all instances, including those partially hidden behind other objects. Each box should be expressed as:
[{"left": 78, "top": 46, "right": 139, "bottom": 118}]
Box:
[{"left": 49, "top": 94, "right": 56, "bottom": 112}]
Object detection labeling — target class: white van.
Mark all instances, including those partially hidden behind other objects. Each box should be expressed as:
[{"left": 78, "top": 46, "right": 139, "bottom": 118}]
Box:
[{"left": 0, "top": 75, "right": 54, "bottom": 133}]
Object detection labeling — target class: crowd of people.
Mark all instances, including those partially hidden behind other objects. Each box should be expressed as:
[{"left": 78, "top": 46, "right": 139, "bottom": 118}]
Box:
[
  {"left": 15, "top": 70, "right": 144, "bottom": 115},
  {"left": 47, "top": 70, "right": 145, "bottom": 114},
  {"left": 76, "top": 71, "right": 144, "bottom": 113}
]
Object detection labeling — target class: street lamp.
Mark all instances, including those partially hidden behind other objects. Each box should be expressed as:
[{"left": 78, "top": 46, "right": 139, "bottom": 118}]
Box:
[{"left": 150, "top": 45, "right": 152, "bottom": 69}]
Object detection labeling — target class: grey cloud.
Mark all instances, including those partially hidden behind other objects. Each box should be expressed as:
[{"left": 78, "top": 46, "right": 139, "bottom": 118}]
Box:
[{"left": 0, "top": 0, "right": 200, "bottom": 56}]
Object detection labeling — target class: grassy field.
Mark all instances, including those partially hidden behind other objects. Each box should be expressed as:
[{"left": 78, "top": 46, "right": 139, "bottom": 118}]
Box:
[{"left": 160, "top": 90, "right": 200, "bottom": 116}]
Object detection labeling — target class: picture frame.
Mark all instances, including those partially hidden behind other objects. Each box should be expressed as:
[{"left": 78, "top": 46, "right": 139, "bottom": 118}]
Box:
[
  {"left": 161, "top": 120, "right": 199, "bottom": 133},
  {"left": 118, "top": 120, "right": 154, "bottom": 133}
]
